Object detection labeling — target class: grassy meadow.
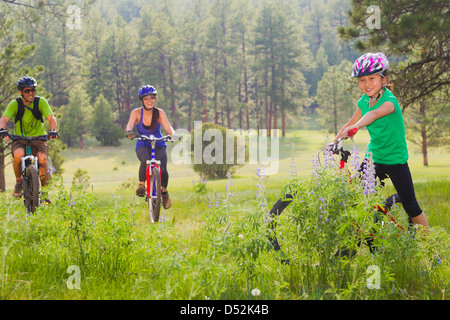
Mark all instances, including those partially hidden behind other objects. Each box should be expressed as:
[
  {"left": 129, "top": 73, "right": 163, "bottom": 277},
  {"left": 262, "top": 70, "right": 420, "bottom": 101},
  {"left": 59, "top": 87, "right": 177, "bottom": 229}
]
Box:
[{"left": 0, "top": 129, "right": 449, "bottom": 300}]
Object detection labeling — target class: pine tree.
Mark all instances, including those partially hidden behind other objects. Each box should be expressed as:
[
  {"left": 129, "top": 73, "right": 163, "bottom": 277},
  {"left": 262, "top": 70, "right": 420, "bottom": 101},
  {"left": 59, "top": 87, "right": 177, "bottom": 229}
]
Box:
[
  {"left": 59, "top": 86, "right": 91, "bottom": 149},
  {"left": 338, "top": 0, "right": 449, "bottom": 108},
  {"left": 0, "top": 16, "right": 39, "bottom": 192},
  {"left": 90, "top": 94, "right": 123, "bottom": 146},
  {"left": 316, "top": 60, "right": 358, "bottom": 135}
]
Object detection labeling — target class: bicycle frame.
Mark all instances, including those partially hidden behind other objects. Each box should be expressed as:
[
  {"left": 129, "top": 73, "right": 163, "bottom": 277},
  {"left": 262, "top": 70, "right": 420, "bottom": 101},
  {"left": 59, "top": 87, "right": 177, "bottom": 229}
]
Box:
[
  {"left": 146, "top": 139, "right": 161, "bottom": 199},
  {"left": 268, "top": 128, "right": 408, "bottom": 259},
  {"left": 21, "top": 141, "right": 39, "bottom": 202},
  {"left": 328, "top": 129, "right": 406, "bottom": 234},
  {"left": 8, "top": 134, "right": 50, "bottom": 213},
  {"left": 132, "top": 133, "right": 179, "bottom": 223}
]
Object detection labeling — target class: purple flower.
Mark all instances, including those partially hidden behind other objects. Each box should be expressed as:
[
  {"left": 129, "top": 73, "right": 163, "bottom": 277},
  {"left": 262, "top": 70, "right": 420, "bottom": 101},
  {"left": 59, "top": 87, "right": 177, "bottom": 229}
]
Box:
[
  {"left": 362, "top": 154, "right": 376, "bottom": 195},
  {"left": 226, "top": 172, "right": 233, "bottom": 199}
]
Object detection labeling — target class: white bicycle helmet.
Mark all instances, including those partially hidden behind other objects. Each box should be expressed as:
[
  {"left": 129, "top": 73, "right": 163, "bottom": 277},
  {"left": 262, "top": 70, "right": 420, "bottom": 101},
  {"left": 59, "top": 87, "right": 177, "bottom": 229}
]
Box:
[{"left": 351, "top": 52, "right": 390, "bottom": 78}]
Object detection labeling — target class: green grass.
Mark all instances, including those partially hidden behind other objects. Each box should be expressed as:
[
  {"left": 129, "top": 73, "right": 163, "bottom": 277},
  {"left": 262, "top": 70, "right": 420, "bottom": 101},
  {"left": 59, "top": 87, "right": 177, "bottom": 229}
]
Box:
[{"left": 1, "top": 129, "right": 449, "bottom": 300}]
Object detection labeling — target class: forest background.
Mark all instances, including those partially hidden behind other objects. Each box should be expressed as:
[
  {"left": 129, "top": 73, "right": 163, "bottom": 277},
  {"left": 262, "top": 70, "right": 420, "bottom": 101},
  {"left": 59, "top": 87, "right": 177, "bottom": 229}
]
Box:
[{"left": 0, "top": 0, "right": 448, "bottom": 190}]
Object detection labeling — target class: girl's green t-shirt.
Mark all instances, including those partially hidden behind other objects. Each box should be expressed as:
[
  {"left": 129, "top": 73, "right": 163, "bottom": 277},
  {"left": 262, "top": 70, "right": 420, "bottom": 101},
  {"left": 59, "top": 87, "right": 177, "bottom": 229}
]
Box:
[
  {"left": 357, "top": 89, "right": 409, "bottom": 165},
  {"left": 3, "top": 97, "right": 53, "bottom": 137}
]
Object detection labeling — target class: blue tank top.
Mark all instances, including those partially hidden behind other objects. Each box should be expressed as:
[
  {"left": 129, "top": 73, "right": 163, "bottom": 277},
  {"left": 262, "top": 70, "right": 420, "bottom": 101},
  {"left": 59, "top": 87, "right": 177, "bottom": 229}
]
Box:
[{"left": 136, "top": 108, "right": 166, "bottom": 150}]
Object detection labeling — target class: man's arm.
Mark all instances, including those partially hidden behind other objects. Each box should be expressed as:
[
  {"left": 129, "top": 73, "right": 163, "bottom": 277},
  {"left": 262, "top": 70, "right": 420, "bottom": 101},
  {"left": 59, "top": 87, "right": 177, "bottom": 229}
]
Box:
[
  {"left": 47, "top": 115, "right": 57, "bottom": 131},
  {"left": 0, "top": 115, "right": 10, "bottom": 129}
]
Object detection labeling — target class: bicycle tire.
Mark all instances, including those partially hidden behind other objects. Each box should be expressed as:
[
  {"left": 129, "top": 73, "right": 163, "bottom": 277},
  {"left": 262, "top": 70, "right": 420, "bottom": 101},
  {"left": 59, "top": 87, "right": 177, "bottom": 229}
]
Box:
[
  {"left": 24, "top": 164, "right": 40, "bottom": 214},
  {"left": 148, "top": 167, "right": 162, "bottom": 223}
]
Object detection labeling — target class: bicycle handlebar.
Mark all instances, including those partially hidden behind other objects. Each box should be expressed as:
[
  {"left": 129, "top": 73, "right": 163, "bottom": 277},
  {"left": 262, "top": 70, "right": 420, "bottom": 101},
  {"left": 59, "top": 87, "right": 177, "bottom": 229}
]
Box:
[
  {"left": 347, "top": 128, "right": 358, "bottom": 138},
  {"left": 132, "top": 134, "right": 181, "bottom": 143},
  {"left": 8, "top": 134, "right": 51, "bottom": 141},
  {"left": 326, "top": 128, "right": 358, "bottom": 156}
]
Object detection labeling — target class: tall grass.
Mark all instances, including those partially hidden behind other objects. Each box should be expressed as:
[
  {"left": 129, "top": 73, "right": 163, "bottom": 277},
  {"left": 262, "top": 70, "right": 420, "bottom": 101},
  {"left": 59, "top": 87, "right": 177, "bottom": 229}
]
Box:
[
  {"left": 0, "top": 130, "right": 448, "bottom": 299},
  {"left": 1, "top": 164, "right": 448, "bottom": 300}
]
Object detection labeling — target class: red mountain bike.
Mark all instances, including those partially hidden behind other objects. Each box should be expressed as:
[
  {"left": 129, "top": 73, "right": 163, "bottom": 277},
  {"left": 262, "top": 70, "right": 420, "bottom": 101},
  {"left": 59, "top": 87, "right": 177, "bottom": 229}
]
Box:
[
  {"left": 132, "top": 134, "right": 179, "bottom": 223},
  {"left": 267, "top": 128, "right": 407, "bottom": 261}
]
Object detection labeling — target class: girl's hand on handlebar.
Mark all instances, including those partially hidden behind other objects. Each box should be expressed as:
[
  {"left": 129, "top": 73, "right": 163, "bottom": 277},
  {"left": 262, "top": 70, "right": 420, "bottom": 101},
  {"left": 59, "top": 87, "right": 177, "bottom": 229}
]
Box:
[
  {"left": 342, "top": 126, "right": 358, "bottom": 139},
  {"left": 126, "top": 131, "right": 135, "bottom": 139}
]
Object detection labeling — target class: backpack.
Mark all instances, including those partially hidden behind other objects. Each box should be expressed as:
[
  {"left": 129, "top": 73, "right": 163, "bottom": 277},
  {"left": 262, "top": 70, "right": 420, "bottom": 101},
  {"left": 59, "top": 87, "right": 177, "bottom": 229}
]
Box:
[{"left": 14, "top": 96, "right": 43, "bottom": 135}]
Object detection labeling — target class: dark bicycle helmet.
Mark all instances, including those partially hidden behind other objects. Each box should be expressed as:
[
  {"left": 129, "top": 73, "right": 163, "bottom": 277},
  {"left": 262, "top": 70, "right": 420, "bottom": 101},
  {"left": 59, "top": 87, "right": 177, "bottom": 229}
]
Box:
[
  {"left": 17, "top": 76, "right": 37, "bottom": 90},
  {"left": 351, "top": 53, "right": 390, "bottom": 78},
  {"left": 138, "top": 85, "right": 157, "bottom": 99}
]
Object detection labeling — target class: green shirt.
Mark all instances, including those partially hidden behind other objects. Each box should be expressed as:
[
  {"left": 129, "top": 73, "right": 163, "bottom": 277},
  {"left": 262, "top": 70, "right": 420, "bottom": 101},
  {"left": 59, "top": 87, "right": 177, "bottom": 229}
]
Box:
[
  {"left": 3, "top": 97, "right": 53, "bottom": 137},
  {"left": 357, "top": 89, "right": 408, "bottom": 165}
]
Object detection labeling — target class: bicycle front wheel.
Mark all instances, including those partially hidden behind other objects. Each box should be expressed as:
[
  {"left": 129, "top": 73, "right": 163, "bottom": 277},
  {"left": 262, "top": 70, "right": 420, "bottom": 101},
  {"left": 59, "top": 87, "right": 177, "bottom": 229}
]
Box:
[
  {"left": 148, "top": 167, "right": 162, "bottom": 223},
  {"left": 24, "top": 164, "right": 40, "bottom": 214}
]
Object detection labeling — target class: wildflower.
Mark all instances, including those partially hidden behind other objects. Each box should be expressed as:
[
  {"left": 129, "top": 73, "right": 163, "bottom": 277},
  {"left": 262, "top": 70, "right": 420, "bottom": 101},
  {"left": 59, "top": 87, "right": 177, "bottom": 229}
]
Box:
[
  {"left": 350, "top": 143, "right": 360, "bottom": 175},
  {"left": 214, "top": 192, "right": 220, "bottom": 208},
  {"left": 323, "top": 146, "right": 335, "bottom": 168},
  {"left": 206, "top": 195, "right": 212, "bottom": 208},
  {"left": 311, "top": 155, "right": 321, "bottom": 178},
  {"left": 289, "top": 144, "right": 297, "bottom": 178},
  {"left": 200, "top": 173, "right": 207, "bottom": 185},
  {"left": 47, "top": 165, "right": 56, "bottom": 174},
  {"left": 256, "top": 164, "right": 266, "bottom": 199},
  {"left": 226, "top": 172, "right": 233, "bottom": 199},
  {"left": 251, "top": 288, "right": 261, "bottom": 296},
  {"left": 362, "top": 154, "right": 376, "bottom": 195},
  {"left": 68, "top": 200, "right": 76, "bottom": 207}
]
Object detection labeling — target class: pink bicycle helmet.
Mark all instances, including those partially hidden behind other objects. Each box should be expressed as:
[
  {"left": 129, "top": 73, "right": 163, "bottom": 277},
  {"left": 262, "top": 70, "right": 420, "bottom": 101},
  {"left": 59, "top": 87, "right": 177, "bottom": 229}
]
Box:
[{"left": 351, "top": 52, "right": 390, "bottom": 78}]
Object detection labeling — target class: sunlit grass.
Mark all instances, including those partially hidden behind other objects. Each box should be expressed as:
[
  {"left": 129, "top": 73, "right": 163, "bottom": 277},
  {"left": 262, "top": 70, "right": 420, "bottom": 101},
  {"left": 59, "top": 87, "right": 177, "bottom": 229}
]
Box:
[{"left": 1, "top": 129, "right": 449, "bottom": 300}]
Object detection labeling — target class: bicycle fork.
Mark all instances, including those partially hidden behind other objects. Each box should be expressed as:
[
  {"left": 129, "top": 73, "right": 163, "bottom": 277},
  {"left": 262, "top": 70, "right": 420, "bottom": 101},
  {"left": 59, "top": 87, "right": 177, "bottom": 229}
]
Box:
[{"left": 21, "top": 154, "right": 39, "bottom": 199}]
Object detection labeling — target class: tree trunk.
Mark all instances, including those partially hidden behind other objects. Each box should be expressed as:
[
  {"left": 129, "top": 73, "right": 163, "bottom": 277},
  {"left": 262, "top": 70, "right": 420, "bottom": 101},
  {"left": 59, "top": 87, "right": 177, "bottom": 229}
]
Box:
[
  {"left": 242, "top": 30, "right": 250, "bottom": 130},
  {"left": 0, "top": 142, "right": 5, "bottom": 192},
  {"left": 420, "top": 100, "right": 428, "bottom": 166},
  {"left": 169, "top": 57, "right": 177, "bottom": 129}
]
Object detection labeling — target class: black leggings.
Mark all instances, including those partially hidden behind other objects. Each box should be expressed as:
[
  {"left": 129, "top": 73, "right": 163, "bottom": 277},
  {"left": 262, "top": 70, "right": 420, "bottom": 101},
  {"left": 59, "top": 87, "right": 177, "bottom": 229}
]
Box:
[
  {"left": 136, "top": 146, "right": 169, "bottom": 188},
  {"left": 359, "top": 158, "right": 423, "bottom": 218}
]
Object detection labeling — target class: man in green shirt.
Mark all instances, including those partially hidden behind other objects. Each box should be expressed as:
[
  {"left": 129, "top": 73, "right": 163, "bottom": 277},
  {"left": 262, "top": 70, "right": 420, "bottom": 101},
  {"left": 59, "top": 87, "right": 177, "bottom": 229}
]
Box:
[{"left": 0, "top": 76, "right": 59, "bottom": 197}]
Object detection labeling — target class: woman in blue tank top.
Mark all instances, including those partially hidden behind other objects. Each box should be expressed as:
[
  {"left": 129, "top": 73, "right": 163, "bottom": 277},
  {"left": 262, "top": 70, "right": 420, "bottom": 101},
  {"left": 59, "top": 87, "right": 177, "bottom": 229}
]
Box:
[{"left": 125, "top": 85, "right": 175, "bottom": 209}]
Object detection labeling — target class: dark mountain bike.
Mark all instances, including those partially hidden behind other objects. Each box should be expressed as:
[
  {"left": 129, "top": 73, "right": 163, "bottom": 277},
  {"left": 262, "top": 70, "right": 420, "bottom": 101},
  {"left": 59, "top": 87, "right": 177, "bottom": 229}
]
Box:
[
  {"left": 8, "top": 134, "right": 52, "bottom": 214},
  {"left": 267, "top": 128, "right": 405, "bottom": 261}
]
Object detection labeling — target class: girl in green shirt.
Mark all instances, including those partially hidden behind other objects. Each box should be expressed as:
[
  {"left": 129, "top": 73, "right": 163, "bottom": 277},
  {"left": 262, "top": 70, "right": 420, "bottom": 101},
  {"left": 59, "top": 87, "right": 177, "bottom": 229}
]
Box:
[{"left": 333, "top": 53, "right": 429, "bottom": 230}]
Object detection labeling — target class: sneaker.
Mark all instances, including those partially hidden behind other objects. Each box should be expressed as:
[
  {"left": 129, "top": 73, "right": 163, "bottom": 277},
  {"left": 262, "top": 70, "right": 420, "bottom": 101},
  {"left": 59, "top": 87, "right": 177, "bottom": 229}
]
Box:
[
  {"left": 13, "top": 182, "right": 23, "bottom": 198},
  {"left": 136, "top": 185, "right": 146, "bottom": 197},
  {"left": 162, "top": 192, "right": 171, "bottom": 209}
]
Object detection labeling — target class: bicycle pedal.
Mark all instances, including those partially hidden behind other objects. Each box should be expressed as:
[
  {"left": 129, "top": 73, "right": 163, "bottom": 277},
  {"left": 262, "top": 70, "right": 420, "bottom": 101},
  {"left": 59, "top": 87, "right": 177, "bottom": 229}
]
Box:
[{"left": 40, "top": 198, "right": 51, "bottom": 205}]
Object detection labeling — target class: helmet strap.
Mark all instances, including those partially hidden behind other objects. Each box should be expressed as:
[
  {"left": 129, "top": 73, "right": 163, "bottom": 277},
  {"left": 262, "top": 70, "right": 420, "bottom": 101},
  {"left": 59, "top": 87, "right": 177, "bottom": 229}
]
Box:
[
  {"left": 142, "top": 102, "right": 153, "bottom": 111},
  {"left": 369, "top": 73, "right": 387, "bottom": 104},
  {"left": 20, "top": 94, "right": 33, "bottom": 104},
  {"left": 369, "top": 88, "right": 384, "bottom": 104}
]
